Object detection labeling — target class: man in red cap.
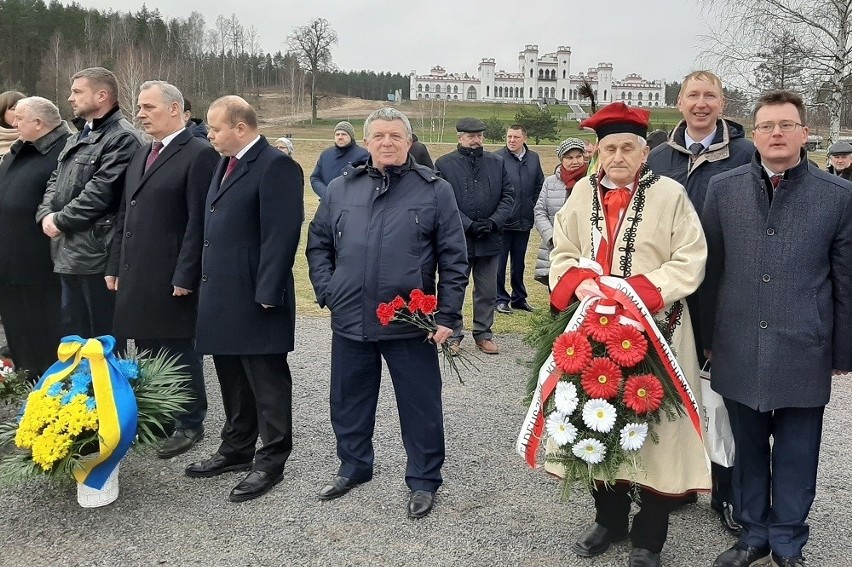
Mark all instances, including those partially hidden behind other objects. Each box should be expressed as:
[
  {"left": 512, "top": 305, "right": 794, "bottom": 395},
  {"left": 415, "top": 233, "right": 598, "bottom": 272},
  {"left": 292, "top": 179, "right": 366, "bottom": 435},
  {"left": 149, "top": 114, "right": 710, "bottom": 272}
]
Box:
[{"left": 546, "top": 102, "right": 710, "bottom": 567}]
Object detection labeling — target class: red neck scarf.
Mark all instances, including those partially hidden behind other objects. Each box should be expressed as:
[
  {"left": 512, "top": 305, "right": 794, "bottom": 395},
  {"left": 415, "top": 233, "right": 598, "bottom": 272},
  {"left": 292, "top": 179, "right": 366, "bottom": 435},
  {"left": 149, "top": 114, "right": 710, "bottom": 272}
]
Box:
[{"left": 559, "top": 165, "right": 587, "bottom": 191}]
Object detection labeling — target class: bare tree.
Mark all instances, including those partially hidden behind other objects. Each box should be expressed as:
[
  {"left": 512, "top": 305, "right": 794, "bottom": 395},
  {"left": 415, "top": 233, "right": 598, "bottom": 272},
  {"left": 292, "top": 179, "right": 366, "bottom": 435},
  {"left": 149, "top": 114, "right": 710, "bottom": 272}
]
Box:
[
  {"left": 287, "top": 17, "right": 338, "bottom": 121},
  {"left": 701, "top": 0, "right": 852, "bottom": 143}
]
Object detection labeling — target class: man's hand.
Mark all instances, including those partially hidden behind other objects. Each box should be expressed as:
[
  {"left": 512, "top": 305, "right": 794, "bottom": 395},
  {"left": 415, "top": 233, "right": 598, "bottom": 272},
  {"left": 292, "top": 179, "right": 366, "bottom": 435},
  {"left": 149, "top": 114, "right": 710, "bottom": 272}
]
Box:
[
  {"left": 473, "top": 219, "right": 493, "bottom": 238},
  {"left": 832, "top": 369, "right": 847, "bottom": 376},
  {"left": 105, "top": 276, "right": 118, "bottom": 291},
  {"left": 41, "top": 213, "right": 61, "bottom": 238},
  {"left": 173, "top": 286, "right": 193, "bottom": 297},
  {"left": 575, "top": 279, "right": 603, "bottom": 300},
  {"left": 429, "top": 325, "right": 453, "bottom": 345},
  {"left": 704, "top": 349, "right": 712, "bottom": 362}
]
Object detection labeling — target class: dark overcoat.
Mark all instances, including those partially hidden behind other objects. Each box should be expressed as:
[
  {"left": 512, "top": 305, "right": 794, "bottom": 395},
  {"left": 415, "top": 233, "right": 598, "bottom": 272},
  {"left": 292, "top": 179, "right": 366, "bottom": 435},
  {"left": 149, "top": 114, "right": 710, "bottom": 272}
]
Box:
[
  {"left": 701, "top": 151, "right": 852, "bottom": 411},
  {"left": 434, "top": 149, "right": 514, "bottom": 258},
  {"left": 196, "top": 136, "right": 304, "bottom": 355},
  {"left": 107, "top": 128, "right": 219, "bottom": 339},
  {"left": 0, "top": 125, "right": 70, "bottom": 284}
]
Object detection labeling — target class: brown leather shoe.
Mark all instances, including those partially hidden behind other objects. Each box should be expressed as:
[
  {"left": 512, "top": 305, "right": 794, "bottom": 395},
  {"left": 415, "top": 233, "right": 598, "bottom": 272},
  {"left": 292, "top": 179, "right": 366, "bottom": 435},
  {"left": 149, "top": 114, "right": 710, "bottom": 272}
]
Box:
[{"left": 475, "top": 338, "right": 499, "bottom": 354}]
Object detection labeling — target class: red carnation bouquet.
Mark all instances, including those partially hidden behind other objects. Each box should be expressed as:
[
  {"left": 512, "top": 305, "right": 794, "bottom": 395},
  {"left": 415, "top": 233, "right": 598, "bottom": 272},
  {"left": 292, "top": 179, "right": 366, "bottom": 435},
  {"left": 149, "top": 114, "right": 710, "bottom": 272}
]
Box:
[
  {"left": 376, "top": 289, "right": 475, "bottom": 383},
  {"left": 518, "top": 289, "right": 695, "bottom": 488}
]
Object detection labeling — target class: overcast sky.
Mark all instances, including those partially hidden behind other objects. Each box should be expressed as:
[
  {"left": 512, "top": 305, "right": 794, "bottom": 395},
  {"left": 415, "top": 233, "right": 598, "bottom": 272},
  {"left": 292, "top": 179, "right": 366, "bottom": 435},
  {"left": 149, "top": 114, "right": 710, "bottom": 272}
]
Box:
[{"left": 69, "top": 0, "right": 713, "bottom": 83}]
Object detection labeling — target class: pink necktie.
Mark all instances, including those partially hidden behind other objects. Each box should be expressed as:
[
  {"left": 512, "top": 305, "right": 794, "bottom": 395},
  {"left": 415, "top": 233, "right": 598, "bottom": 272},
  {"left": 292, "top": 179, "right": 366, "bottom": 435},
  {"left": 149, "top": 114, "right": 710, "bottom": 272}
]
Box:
[
  {"left": 770, "top": 174, "right": 782, "bottom": 189},
  {"left": 223, "top": 156, "right": 239, "bottom": 181},
  {"left": 145, "top": 141, "right": 163, "bottom": 171}
]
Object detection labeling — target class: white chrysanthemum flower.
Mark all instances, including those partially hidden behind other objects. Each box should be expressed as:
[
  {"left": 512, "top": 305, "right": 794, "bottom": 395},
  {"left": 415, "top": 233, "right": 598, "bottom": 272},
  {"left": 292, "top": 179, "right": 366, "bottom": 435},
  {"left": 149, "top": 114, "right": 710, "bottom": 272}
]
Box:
[
  {"left": 554, "top": 381, "right": 579, "bottom": 416},
  {"left": 582, "top": 399, "right": 617, "bottom": 433},
  {"left": 545, "top": 411, "right": 578, "bottom": 447},
  {"left": 619, "top": 422, "right": 649, "bottom": 451},
  {"left": 572, "top": 437, "right": 607, "bottom": 464}
]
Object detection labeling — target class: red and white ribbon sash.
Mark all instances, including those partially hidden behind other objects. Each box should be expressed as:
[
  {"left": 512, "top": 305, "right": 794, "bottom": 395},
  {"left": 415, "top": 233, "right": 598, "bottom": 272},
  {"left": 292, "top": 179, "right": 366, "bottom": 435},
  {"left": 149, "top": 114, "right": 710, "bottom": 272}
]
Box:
[{"left": 516, "top": 276, "right": 702, "bottom": 469}]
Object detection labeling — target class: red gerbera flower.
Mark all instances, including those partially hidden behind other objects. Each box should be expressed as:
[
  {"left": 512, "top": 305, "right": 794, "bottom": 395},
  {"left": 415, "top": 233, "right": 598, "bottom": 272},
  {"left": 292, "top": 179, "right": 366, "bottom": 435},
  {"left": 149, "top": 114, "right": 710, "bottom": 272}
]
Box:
[
  {"left": 552, "top": 332, "right": 593, "bottom": 375},
  {"left": 605, "top": 324, "right": 649, "bottom": 367},
  {"left": 376, "top": 302, "right": 397, "bottom": 326},
  {"left": 582, "top": 308, "right": 622, "bottom": 342},
  {"left": 390, "top": 295, "right": 406, "bottom": 310},
  {"left": 580, "top": 357, "right": 623, "bottom": 399},
  {"left": 623, "top": 374, "right": 664, "bottom": 413},
  {"left": 408, "top": 289, "right": 425, "bottom": 312},
  {"left": 417, "top": 294, "right": 438, "bottom": 315}
]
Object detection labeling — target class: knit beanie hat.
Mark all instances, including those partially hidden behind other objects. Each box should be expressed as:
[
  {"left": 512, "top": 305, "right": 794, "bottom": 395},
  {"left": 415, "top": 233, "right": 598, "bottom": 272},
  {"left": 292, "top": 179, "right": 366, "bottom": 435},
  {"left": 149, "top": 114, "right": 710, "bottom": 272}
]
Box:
[{"left": 334, "top": 121, "right": 356, "bottom": 140}]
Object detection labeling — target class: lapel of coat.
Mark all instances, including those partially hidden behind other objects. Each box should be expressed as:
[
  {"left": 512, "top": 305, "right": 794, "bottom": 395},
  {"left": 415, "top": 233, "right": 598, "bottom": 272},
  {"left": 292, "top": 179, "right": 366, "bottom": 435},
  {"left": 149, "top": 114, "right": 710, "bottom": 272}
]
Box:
[
  {"left": 132, "top": 129, "right": 191, "bottom": 199},
  {"left": 211, "top": 136, "right": 268, "bottom": 204}
]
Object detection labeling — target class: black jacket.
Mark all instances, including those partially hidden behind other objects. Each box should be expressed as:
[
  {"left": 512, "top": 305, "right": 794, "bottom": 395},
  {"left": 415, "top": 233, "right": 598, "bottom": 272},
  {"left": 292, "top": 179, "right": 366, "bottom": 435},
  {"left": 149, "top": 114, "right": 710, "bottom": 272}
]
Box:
[
  {"left": 648, "top": 119, "right": 753, "bottom": 216},
  {"left": 0, "top": 124, "right": 70, "bottom": 284},
  {"left": 495, "top": 145, "right": 544, "bottom": 231},
  {"left": 35, "top": 107, "right": 143, "bottom": 275},
  {"left": 828, "top": 164, "right": 852, "bottom": 182},
  {"left": 435, "top": 147, "right": 514, "bottom": 257},
  {"left": 107, "top": 129, "right": 219, "bottom": 339},
  {"left": 409, "top": 134, "right": 434, "bottom": 169},
  {"left": 306, "top": 157, "right": 468, "bottom": 341}
]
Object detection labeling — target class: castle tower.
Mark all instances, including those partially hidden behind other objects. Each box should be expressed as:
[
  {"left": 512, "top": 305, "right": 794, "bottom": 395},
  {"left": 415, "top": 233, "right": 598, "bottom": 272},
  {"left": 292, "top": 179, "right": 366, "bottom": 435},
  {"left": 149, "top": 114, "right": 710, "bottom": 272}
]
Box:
[
  {"left": 478, "top": 58, "right": 496, "bottom": 100},
  {"left": 409, "top": 71, "right": 417, "bottom": 101},
  {"left": 556, "top": 45, "right": 571, "bottom": 102},
  {"left": 520, "top": 44, "right": 539, "bottom": 101},
  {"left": 596, "top": 62, "right": 614, "bottom": 104}
]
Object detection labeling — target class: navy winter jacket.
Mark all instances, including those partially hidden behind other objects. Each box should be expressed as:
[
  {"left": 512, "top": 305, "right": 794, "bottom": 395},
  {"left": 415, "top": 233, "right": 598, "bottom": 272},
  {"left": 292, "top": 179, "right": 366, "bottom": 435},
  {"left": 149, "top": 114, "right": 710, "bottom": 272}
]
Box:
[
  {"left": 309, "top": 141, "right": 369, "bottom": 199},
  {"left": 495, "top": 145, "right": 544, "bottom": 232},
  {"left": 306, "top": 158, "right": 468, "bottom": 341}
]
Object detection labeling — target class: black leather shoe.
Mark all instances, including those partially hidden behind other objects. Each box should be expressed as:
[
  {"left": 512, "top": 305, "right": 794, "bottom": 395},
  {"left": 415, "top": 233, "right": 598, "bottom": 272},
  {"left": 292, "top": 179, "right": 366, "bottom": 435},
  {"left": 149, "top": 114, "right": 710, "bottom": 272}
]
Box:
[
  {"left": 495, "top": 302, "right": 513, "bottom": 314},
  {"left": 185, "top": 453, "right": 253, "bottom": 478},
  {"left": 318, "top": 475, "right": 359, "bottom": 500},
  {"left": 407, "top": 490, "right": 434, "bottom": 519},
  {"left": 713, "top": 543, "right": 771, "bottom": 567},
  {"left": 571, "top": 522, "right": 628, "bottom": 558},
  {"left": 630, "top": 547, "right": 662, "bottom": 567},
  {"left": 716, "top": 502, "right": 743, "bottom": 536},
  {"left": 157, "top": 427, "right": 204, "bottom": 459},
  {"left": 771, "top": 554, "right": 805, "bottom": 567},
  {"left": 511, "top": 300, "right": 536, "bottom": 312},
  {"left": 229, "top": 470, "right": 283, "bottom": 502}
]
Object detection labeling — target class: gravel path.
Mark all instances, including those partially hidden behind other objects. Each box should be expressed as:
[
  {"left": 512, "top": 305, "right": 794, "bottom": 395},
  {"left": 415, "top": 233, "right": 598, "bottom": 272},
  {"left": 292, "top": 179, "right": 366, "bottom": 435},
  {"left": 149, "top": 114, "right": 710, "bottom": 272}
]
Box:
[{"left": 1, "top": 315, "right": 850, "bottom": 566}]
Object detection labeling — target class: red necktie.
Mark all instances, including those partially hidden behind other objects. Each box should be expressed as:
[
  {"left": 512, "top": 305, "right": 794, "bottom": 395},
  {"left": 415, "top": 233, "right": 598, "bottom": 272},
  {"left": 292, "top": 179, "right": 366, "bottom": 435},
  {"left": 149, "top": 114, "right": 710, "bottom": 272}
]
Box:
[
  {"left": 223, "top": 156, "right": 239, "bottom": 181},
  {"left": 145, "top": 141, "right": 163, "bottom": 171},
  {"left": 770, "top": 174, "right": 782, "bottom": 189}
]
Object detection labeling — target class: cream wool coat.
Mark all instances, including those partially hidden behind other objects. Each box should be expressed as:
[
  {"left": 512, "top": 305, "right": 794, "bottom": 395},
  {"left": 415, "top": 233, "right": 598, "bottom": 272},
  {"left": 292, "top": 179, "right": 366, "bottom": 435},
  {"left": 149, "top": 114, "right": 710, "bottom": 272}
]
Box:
[{"left": 546, "top": 171, "right": 711, "bottom": 494}]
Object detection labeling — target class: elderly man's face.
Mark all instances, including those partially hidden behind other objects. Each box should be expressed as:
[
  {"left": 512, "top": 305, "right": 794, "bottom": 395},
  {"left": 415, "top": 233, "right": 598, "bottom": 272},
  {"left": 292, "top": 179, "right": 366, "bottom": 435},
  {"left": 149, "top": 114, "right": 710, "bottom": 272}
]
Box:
[
  {"left": 598, "top": 133, "right": 649, "bottom": 187},
  {"left": 458, "top": 131, "right": 483, "bottom": 149},
  {"left": 365, "top": 118, "right": 411, "bottom": 171},
  {"left": 12, "top": 106, "right": 41, "bottom": 142},
  {"left": 830, "top": 153, "right": 852, "bottom": 172},
  {"left": 136, "top": 87, "right": 180, "bottom": 141}
]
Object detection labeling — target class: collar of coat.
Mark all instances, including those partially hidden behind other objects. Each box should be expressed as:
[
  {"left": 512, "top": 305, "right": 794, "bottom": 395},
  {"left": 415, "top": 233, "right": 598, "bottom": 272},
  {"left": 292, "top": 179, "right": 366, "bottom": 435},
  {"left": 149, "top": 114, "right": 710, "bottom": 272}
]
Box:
[
  {"left": 347, "top": 155, "right": 440, "bottom": 184},
  {"left": 667, "top": 118, "right": 746, "bottom": 165},
  {"left": 751, "top": 147, "right": 810, "bottom": 183}
]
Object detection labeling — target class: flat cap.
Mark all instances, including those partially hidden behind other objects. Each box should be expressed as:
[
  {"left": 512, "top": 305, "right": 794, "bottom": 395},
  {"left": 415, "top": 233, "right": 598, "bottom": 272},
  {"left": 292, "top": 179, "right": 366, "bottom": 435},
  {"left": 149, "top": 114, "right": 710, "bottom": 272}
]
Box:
[
  {"left": 456, "top": 117, "right": 487, "bottom": 133},
  {"left": 828, "top": 141, "right": 852, "bottom": 156}
]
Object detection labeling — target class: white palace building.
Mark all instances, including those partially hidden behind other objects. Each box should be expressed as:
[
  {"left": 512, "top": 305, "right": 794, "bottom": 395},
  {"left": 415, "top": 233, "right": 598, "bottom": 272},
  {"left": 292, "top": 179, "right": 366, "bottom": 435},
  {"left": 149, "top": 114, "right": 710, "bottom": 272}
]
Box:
[{"left": 409, "top": 44, "right": 665, "bottom": 107}]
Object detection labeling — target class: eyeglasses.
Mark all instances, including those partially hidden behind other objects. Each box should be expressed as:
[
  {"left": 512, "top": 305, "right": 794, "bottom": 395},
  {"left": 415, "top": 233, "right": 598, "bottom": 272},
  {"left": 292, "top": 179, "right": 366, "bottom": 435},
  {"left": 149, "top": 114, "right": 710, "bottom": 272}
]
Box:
[{"left": 753, "top": 121, "right": 804, "bottom": 134}]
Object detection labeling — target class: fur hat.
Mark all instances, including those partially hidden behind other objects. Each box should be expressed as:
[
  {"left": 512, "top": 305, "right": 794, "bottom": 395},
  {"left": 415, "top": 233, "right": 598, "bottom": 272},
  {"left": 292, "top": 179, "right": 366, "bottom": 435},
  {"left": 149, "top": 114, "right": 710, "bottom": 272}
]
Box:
[{"left": 334, "top": 121, "right": 356, "bottom": 139}]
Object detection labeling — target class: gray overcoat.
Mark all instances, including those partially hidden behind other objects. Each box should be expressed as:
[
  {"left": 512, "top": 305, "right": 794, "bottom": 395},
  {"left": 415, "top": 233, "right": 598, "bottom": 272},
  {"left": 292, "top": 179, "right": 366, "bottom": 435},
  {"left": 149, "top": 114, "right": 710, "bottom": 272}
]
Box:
[{"left": 701, "top": 151, "right": 852, "bottom": 411}]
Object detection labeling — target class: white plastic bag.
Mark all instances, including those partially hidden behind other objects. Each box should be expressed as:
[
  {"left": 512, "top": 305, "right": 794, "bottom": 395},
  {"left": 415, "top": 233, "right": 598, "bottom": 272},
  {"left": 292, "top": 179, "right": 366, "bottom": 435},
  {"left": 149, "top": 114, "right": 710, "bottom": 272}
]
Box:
[{"left": 700, "top": 363, "right": 735, "bottom": 467}]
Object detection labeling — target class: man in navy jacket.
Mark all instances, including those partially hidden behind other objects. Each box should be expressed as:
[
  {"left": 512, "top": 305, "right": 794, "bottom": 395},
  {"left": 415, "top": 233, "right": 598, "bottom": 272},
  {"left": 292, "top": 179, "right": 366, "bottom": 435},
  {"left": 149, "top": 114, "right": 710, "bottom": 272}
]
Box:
[{"left": 307, "top": 107, "right": 467, "bottom": 519}]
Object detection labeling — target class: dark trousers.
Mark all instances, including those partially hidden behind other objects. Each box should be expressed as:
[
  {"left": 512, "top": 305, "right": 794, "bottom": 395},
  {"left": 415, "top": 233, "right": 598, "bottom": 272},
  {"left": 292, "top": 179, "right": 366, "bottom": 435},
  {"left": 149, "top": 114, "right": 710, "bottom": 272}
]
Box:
[
  {"left": 496, "top": 229, "right": 531, "bottom": 306},
  {"left": 0, "top": 282, "right": 62, "bottom": 378},
  {"left": 330, "top": 333, "right": 444, "bottom": 492},
  {"left": 593, "top": 483, "right": 678, "bottom": 553},
  {"left": 212, "top": 353, "right": 293, "bottom": 475},
  {"left": 454, "top": 254, "right": 498, "bottom": 342},
  {"left": 725, "top": 399, "right": 824, "bottom": 558},
  {"left": 711, "top": 462, "right": 734, "bottom": 508},
  {"left": 59, "top": 273, "right": 115, "bottom": 337},
  {"left": 136, "top": 338, "right": 206, "bottom": 431}
]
